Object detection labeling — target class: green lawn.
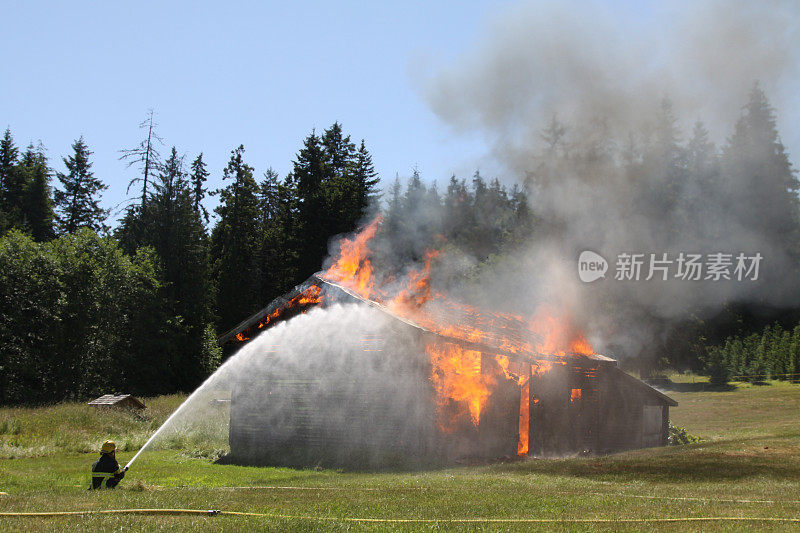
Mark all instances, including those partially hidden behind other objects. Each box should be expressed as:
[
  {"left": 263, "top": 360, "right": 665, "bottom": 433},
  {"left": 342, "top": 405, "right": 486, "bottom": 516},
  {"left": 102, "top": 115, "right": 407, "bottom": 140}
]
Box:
[{"left": 1, "top": 378, "right": 799, "bottom": 531}]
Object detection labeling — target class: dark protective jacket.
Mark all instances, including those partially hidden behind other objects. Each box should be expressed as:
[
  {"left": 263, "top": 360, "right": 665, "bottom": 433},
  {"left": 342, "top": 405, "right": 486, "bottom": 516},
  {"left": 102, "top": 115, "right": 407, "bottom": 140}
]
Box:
[{"left": 90, "top": 453, "right": 125, "bottom": 489}]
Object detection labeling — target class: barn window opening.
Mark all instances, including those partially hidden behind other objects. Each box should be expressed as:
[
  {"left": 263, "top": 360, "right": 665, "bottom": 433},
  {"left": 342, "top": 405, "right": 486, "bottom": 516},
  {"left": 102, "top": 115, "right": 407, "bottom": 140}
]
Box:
[{"left": 570, "top": 388, "right": 582, "bottom": 403}]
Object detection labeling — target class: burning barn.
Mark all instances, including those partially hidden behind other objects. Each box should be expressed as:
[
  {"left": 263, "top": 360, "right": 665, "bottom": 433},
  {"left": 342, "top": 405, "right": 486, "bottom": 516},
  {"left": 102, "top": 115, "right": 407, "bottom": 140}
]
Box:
[{"left": 219, "top": 273, "right": 676, "bottom": 467}]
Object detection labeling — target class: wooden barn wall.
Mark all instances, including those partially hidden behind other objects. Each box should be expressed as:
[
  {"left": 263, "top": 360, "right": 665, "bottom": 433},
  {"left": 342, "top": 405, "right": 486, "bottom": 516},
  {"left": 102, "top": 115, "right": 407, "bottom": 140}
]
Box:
[
  {"left": 595, "top": 370, "right": 669, "bottom": 454},
  {"left": 229, "top": 335, "right": 672, "bottom": 466}
]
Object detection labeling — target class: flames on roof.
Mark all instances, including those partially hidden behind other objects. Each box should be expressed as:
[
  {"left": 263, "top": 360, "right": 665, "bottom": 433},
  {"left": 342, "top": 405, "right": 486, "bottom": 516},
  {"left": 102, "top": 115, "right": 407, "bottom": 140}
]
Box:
[{"left": 218, "top": 218, "right": 676, "bottom": 454}]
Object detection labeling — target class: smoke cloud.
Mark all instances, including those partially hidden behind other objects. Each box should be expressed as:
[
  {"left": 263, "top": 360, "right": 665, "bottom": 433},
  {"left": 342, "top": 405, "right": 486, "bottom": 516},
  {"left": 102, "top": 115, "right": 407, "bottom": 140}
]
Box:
[
  {"left": 413, "top": 0, "right": 800, "bottom": 363},
  {"left": 424, "top": 0, "right": 799, "bottom": 160}
]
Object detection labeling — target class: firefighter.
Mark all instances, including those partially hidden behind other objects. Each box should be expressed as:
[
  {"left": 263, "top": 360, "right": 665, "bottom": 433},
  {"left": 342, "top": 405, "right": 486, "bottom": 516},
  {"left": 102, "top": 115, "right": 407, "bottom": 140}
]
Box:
[{"left": 90, "top": 440, "right": 127, "bottom": 489}]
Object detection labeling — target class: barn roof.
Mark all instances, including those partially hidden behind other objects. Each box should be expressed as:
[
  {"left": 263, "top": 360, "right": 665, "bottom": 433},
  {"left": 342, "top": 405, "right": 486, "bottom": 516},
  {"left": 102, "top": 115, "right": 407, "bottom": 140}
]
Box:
[
  {"left": 220, "top": 275, "right": 608, "bottom": 365},
  {"left": 218, "top": 274, "right": 676, "bottom": 406},
  {"left": 610, "top": 368, "right": 679, "bottom": 406}
]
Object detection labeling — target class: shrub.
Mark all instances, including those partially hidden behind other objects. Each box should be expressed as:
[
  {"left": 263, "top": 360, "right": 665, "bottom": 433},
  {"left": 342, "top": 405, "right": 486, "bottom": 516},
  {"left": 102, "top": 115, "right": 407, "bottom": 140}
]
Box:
[{"left": 668, "top": 422, "right": 701, "bottom": 445}]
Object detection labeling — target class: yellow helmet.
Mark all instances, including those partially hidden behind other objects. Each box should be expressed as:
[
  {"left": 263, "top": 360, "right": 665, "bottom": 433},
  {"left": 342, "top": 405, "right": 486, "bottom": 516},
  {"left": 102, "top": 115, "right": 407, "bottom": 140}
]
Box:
[{"left": 101, "top": 440, "right": 116, "bottom": 454}]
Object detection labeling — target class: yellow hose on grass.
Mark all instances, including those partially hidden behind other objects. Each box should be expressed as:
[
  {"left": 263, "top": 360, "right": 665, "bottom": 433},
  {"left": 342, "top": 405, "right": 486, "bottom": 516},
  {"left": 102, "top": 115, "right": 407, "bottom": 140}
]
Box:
[{"left": 0, "top": 509, "right": 798, "bottom": 523}]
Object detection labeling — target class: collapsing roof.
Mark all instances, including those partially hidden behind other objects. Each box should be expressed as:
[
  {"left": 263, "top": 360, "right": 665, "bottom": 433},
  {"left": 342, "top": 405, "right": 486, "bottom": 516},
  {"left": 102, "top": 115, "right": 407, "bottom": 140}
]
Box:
[
  {"left": 219, "top": 274, "right": 672, "bottom": 397},
  {"left": 223, "top": 275, "right": 582, "bottom": 365}
]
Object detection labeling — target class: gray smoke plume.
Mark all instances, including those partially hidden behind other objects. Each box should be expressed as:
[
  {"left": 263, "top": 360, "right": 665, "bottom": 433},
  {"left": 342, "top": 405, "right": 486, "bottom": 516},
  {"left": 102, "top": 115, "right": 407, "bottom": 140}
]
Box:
[
  {"left": 413, "top": 0, "right": 800, "bottom": 364},
  {"left": 423, "top": 0, "right": 799, "bottom": 159}
]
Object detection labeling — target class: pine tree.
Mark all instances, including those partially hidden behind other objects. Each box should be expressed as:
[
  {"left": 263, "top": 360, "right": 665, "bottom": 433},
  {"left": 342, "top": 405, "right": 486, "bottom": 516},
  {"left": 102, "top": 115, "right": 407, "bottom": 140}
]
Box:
[
  {"left": 790, "top": 326, "right": 800, "bottom": 382},
  {"left": 115, "top": 204, "right": 145, "bottom": 255},
  {"left": 18, "top": 143, "right": 55, "bottom": 241},
  {"left": 189, "top": 153, "right": 210, "bottom": 223},
  {"left": 353, "top": 139, "right": 380, "bottom": 216},
  {"left": 54, "top": 137, "right": 107, "bottom": 234},
  {"left": 257, "top": 167, "right": 296, "bottom": 303},
  {"left": 289, "top": 124, "right": 380, "bottom": 280},
  {"left": 0, "top": 128, "right": 23, "bottom": 233},
  {"left": 443, "top": 175, "right": 473, "bottom": 247},
  {"left": 643, "top": 98, "right": 687, "bottom": 237},
  {"left": 722, "top": 84, "right": 800, "bottom": 265},
  {"left": 508, "top": 183, "right": 535, "bottom": 249},
  {"left": 120, "top": 109, "right": 163, "bottom": 208},
  {"left": 541, "top": 115, "right": 566, "bottom": 153},
  {"left": 144, "top": 147, "right": 211, "bottom": 388},
  {"left": 382, "top": 175, "right": 404, "bottom": 249},
  {"left": 211, "top": 145, "right": 262, "bottom": 331},
  {"left": 288, "top": 130, "right": 328, "bottom": 278},
  {"left": 684, "top": 121, "right": 721, "bottom": 237},
  {"left": 400, "top": 169, "right": 433, "bottom": 258}
]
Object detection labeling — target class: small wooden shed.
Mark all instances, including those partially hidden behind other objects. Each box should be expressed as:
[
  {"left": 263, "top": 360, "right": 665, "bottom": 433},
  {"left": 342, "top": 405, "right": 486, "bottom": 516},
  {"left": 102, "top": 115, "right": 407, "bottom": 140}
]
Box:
[{"left": 88, "top": 394, "right": 146, "bottom": 410}]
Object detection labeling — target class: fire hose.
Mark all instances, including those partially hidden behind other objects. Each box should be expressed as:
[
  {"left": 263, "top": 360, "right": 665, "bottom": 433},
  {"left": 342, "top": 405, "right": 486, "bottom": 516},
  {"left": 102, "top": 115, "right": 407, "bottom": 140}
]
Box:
[{"left": 0, "top": 509, "right": 797, "bottom": 523}]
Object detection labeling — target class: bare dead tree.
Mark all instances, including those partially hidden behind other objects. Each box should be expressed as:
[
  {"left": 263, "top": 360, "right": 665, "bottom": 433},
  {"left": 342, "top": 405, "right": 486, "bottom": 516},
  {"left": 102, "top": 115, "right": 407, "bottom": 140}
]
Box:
[{"left": 119, "top": 109, "right": 164, "bottom": 208}]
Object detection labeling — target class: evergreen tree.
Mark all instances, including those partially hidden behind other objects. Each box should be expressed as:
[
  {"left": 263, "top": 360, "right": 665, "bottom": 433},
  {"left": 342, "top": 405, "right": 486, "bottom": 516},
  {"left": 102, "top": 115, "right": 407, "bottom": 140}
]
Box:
[
  {"left": 189, "top": 152, "right": 210, "bottom": 223},
  {"left": 0, "top": 128, "right": 24, "bottom": 233},
  {"left": 396, "top": 169, "right": 435, "bottom": 260},
  {"left": 289, "top": 124, "right": 381, "bottom": 280},
  {"left": 383, "top": 175, "right": 403, "bottom": 236},
  {"left": 54, "top": 137, "right": 107, "bottom": 234},
  {"left": 143, "top": 147, "right": 212, "bottom": 389},
  {"left": 353, "top": 139, "right": 380, "bottom": 216},
  {"left": 684, "top": 121, "right": 722, "bottom": 238},
  {"left": 211, "top": 145, "right": 261, "bottom": 331},
  {"left": 722, "top": 84, "right": 800, "bottom": 264},
  {"left": 288, "top": 129, "right": 328, "bottom": 278},
  {"left": 790, "top": 326, "right": 800, "bottom": 382},
  {"left": 115, "top": 204, "right": 145, "bottom": 255},
  {"left": 18, "top": 143, "right": 55, "bottom": 241},
  {"left": 0, "top": 128, "right": 18, "bottom": 196},
  {"left": 443, "top": 175, "right": 473, "bottom": 247},
  {"left": 257, "top": 167, "right": 296, "bottom": 303},
  {"left": 541, "top": 115, "right": 566, "bottom": 153},
  {"left": 642, "top": 98, "right": 687, "bottom": 238}
]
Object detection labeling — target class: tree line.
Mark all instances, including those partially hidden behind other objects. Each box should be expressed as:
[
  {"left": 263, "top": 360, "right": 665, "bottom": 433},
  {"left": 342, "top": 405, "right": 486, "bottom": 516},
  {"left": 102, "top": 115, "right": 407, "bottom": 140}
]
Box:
[
  {"left": 703, "top": 322, "right": 800, "bottom": 385},
  {"left": 0, "top": 121, "right": 384, "bottom": 404},
  {"left": 1, "top": 84, "right": 798, "bottom": 403}
]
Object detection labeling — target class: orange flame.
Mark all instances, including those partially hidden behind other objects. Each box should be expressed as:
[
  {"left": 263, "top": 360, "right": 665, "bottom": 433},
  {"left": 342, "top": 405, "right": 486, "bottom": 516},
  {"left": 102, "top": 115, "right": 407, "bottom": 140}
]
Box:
[
  {"left": 532, "top": 360, "right": 554, "bottom": 376},
  {"left": 234, "top": 285, "right": 323, "bottom": 342},
  {"left": 389, "top": 249, "right": 440, "bottom": 313},
  {"left": 426, "top": 342, "right": 493, "bottom": 431},
  {"left": 518, "top": 381, "right": 530, "bottom": 455},
  {"left": 324, "top": 216, "right": 382, "bottom": 298},
  {"left": 570, "top": 388, "right": 582, "bottom": 402},
  {"left": 529, "top": 305, "right": 594, "bottom": 357},
  {"left": 320, "top": 219, "right": 596, "bottom": 443}
]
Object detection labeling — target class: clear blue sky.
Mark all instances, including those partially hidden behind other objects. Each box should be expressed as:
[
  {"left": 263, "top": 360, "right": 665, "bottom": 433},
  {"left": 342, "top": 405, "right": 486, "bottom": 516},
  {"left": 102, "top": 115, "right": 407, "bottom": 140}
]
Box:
[
  {"left": 11, "top": 0, "right": 788, "bottom": 227},
  {"left": 3, "top": 1, "right": 515, "bottom": 222}
]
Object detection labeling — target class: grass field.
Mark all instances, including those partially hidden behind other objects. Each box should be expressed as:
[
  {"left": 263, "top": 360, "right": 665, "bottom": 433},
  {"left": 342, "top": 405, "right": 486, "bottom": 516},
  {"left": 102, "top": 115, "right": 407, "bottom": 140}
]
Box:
[{"left": 1, "top": 376, "right": 799, "bottom": 531}]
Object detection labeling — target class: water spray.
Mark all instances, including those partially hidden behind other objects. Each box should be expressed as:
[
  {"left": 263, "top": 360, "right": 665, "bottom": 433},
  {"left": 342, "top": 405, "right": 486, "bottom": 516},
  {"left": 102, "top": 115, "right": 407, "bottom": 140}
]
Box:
[{"left": 124, "top": 371, "right": 224, "bottom": 472}]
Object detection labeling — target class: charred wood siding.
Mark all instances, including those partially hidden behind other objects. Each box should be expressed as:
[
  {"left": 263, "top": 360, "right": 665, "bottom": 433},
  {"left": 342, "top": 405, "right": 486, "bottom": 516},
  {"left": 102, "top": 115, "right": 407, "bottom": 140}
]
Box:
[{"left": 528, "top": 361, "right": 676, "bottom": 456}]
